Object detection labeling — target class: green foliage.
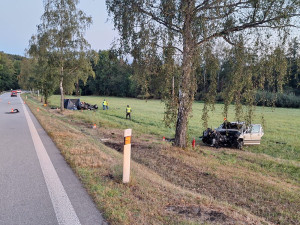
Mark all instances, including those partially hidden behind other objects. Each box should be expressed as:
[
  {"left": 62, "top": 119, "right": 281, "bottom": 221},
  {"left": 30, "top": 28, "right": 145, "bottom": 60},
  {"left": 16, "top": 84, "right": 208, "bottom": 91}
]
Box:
[
  {"left": 0, "top": 54, "right": 2, "bottom": 71},
  {"left": 19, "top": 58, "right": 37, "bottom": 90},
  {"left": 162, "top": 46, "right": 181, "bottom": 128},
  {"left": 286, "top": 37, "right": 300, "bottom": 95},
  {"left": 256, "top": 91, "right": 300, "bottom": 108},
  {"left": 86, "top": 50, "right": 134, "bottom": 97},
  {"left": 200, "top": 45, "right": 220, "bottom": 128},
  {"left": 29, "top": 0, "right": 94, "bottom": 108},
  {"left": 197, "top": 40, "right": 295, "bottom": 127},
  {"left": 0, "top": 52, "right": 21, "bottom": 91}
]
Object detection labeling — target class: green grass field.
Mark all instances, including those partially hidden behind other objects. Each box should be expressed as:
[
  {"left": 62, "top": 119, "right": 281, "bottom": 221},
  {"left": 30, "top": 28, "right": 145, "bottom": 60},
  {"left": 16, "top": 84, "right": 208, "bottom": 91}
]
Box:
[
  {"left": 48, "top": 95, "right": 300, "bottom": 161},
  {"left": 26, "top": 94, "right": 300, "bottom": 224}
]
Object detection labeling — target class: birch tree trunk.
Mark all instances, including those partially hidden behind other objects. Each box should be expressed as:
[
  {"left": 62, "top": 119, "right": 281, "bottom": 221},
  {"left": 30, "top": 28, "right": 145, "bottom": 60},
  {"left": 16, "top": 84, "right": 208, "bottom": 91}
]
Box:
[
  {"left": 60, "top": 66, "right": 64, "bottom": 112},
  {"left": 174, "top": 0, "right": 195, "bottom": 148}
]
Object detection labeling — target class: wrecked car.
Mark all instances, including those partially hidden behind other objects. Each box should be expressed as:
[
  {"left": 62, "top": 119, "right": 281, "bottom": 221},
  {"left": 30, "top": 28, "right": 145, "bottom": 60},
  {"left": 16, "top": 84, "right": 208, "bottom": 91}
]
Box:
[
  {"left": 202, "top": 121, "right": 264, "bottom": 149},
  {"left": 79, "top": 102, "right": 98, "bottom": 110},
  {"left": 63, "top": 99, "right": 98, "bottom": 110}
]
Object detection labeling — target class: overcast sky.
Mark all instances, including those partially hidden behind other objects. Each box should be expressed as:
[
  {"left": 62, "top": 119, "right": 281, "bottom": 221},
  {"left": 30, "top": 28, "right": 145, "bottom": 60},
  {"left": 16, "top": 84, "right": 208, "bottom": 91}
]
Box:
[{"left": 0, "top": 0, "right": 118, "bottom": 56}]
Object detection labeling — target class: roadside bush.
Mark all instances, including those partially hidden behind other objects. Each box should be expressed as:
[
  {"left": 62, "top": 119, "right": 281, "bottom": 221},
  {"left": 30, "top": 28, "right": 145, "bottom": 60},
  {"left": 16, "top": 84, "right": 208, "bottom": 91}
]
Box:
[
  {"left": 195, "top": 91, "right": 300, "bottom": 108},
  {"left": 256, "top": 91, "right": 300, "bottom": 108}
]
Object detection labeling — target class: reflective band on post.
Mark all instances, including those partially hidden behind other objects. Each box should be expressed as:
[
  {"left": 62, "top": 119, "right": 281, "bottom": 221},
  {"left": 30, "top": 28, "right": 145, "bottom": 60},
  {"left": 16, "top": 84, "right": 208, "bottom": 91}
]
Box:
[
  {"left": 123, "top": 129, "right": 132, "bottom": 183},
  {"left": 124, "top": 136, "right": 131, "bottom": 145}
]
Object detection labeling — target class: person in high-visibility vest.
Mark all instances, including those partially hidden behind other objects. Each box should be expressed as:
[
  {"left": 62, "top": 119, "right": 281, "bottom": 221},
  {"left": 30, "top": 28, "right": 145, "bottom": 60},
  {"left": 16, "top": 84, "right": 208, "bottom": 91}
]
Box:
[
  {"left": 126, "top": 105, "right": 131, "bottom": 119},
  {"left": 102, "top": 99, "right": 107, "bottom": 110}
]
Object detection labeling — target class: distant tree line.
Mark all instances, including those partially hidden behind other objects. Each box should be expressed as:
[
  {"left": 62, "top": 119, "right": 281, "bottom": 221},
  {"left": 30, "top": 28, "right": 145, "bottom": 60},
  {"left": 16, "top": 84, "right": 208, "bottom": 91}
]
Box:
[
  {"left": 2, "top": 38, "right": 300, "bottom": 109},
  {"left": 84, "top": 42, "right": 300, "bottom": 109},
  {"left": 86, "top": 41, "right": 299, "bottom": 110},
  {"left": 0, "top": 52, "right": 22, "bottom": 91}
]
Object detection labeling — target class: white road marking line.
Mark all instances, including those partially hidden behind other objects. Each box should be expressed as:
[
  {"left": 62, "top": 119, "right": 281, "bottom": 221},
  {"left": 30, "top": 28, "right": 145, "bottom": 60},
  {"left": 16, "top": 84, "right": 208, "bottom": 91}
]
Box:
[{"left": 21, "top": 99, "right": 81, "bottom": 225}]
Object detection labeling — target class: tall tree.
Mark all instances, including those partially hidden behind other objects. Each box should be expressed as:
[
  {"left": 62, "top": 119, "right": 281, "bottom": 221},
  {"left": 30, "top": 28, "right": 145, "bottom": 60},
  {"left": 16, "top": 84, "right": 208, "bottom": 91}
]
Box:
[
  {"left": 30, "top": 0, "right": 94, "bottom": 111},
  {"left": 19, "top": 58, "right": 37, "bottom": 91},
  {"left": 28, "top": 32, "right": 59, "bottom": 104},
  {"left": 106, "top": 0, "right": 300, "bottom": 147}
]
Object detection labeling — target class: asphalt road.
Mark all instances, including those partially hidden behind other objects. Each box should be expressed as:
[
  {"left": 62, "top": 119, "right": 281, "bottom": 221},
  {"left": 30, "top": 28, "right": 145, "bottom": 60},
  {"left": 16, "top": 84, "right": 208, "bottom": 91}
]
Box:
[{"left": 0, "top": 92, "right": 106, "bottom": 225}]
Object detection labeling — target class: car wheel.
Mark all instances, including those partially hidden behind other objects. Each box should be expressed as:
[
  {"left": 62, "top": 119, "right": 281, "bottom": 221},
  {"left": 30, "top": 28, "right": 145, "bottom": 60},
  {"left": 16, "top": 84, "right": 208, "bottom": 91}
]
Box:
[{"left": 237, "top": 139, "right": 244, "bottom": 150}]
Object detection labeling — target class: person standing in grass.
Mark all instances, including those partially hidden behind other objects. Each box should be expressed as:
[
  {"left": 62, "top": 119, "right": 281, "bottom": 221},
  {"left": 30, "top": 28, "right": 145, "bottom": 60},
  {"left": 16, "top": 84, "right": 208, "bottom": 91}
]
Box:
[
  {"left": 126, "top": 105, "right": 131, "bottom": 119},
  {"left": 102, "top": 99, "right": 107, "bottom": 110},
  {"left": 106, "top": 100, "right": 109, "bottom": 110}
]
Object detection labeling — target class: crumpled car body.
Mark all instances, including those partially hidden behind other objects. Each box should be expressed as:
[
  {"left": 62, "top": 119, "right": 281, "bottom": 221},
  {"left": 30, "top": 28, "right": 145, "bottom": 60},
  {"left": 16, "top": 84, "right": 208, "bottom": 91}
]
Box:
[
  {"left": 79, "top": 102, "right": 98, "bottom": 110},
  {"left": 202, "top": 121, "right": 264, "bottom": 149}
]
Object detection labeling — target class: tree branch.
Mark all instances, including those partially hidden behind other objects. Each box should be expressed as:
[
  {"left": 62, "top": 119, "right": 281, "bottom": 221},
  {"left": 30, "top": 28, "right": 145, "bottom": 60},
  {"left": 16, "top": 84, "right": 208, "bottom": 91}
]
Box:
[
  {"left": 195, "top": 0, "right": 252, "bottom": 12},
  {"left": 155, "top": 43, "right": 183, "bottom": 54},
  {"left": 222, "top": 36, "right": 235, "bottom": 45},
  {"left": 136, "top": 5, "right": 182, "bottom": 33},
  {"left": 197, "top": 13, "right": 300, "bottom": 46}
]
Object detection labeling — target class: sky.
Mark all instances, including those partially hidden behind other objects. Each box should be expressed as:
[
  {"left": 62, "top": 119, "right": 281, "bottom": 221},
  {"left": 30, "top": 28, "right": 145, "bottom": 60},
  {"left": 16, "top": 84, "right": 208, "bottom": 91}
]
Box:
[{"left": 0, "top": 0, "right": 118, "bottom": 56}]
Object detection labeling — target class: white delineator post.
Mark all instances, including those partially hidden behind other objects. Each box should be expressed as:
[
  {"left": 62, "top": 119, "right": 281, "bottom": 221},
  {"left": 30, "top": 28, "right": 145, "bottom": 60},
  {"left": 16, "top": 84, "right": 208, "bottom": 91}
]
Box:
[{"left": 123, "top": 129, "right": 132, "bottom": 183}]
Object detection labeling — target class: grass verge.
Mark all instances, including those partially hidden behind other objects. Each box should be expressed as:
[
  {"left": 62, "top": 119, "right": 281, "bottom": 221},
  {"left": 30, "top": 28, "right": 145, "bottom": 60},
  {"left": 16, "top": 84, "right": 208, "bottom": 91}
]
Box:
[{"left": 24, "top": 94, "right": 300, "bottom": 224}]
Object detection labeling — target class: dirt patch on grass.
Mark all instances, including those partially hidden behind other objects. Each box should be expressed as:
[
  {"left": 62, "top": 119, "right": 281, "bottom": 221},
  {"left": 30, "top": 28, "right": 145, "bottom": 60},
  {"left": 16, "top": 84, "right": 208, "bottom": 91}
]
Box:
[{"left": 165, "top": 205, "right": 234, "bottom": 224}]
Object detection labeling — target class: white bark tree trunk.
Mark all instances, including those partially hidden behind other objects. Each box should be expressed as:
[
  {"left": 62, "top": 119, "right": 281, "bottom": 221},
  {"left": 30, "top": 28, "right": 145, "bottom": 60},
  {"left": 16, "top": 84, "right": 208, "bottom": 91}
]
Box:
[
  {"left": 174, "top": 0, "right": 195, "bottom": 148},
  {"left": 60, "top": 66, "right": 64, "bottom": 112}
]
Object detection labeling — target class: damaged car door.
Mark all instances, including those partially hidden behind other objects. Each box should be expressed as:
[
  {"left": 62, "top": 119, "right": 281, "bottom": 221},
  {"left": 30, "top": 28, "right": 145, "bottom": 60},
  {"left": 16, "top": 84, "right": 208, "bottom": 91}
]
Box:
[{"left": 243, "top": 124, "right": 264, "bottom": 145}]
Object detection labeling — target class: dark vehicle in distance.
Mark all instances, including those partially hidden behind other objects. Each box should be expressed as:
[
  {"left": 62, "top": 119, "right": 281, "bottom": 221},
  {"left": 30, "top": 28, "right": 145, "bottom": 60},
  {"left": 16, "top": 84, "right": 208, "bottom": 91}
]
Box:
[{"left": 202, "top": 121, "right": 264, "bottom": 149}]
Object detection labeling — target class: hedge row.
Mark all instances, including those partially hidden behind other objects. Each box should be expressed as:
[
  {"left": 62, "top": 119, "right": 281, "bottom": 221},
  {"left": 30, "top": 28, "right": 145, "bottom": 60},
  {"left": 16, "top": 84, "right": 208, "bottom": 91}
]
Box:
[
  {"left": 256, "top": 91, "right": 300, "bottom": 108},
  {"left": 195, "top": 91, "right": 300, "bottom": 108}
]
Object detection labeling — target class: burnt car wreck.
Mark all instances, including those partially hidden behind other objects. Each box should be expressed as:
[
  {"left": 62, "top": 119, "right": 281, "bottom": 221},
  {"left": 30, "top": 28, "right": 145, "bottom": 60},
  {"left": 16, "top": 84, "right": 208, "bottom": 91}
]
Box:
[
  {"left": 79, "top": 101, "right": 98, "bottom": 110},
  {"left": 63, "top": 99, "right": 98, "bottom": 110},
  {"left": 202, "top": 121, "right": 264, "bottom": 149}
]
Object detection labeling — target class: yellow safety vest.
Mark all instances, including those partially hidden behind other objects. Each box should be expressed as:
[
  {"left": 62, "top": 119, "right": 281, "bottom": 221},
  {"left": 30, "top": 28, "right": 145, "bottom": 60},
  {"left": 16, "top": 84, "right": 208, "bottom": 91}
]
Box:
[{"left": 126, "top": 107, "right": 131, "bottom": 113}]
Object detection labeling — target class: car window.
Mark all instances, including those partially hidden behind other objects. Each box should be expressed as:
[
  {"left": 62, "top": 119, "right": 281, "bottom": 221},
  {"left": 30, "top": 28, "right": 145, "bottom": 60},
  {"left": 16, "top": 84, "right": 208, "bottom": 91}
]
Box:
[{"left": 250, "top": 124, "right": 261, "bottom": 133}]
